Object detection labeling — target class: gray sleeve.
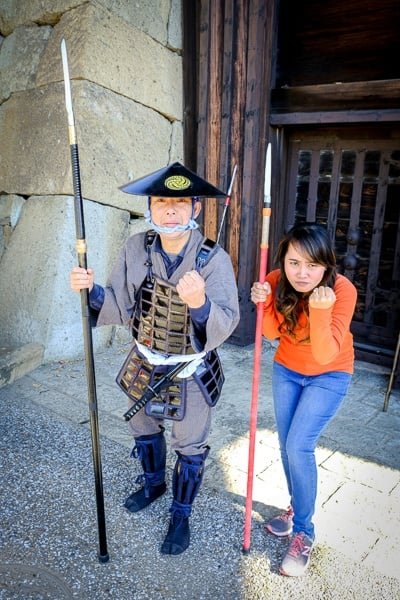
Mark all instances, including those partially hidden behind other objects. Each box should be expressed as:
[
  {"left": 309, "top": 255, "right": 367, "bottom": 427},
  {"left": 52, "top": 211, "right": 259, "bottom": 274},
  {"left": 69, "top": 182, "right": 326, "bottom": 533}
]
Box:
[
  {"left": 197, "top": 248, "right": 240, "bottom": 352},
  {"left": 96, "top": 235, "right": 146, "bottom": 327}
]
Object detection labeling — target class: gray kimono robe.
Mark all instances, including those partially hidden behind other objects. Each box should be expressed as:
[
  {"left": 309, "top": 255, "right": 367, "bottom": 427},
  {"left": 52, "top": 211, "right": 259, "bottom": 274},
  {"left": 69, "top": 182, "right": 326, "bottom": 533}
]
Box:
[{"left": 96, "top": 228, "right": 240, "bottom": 453}]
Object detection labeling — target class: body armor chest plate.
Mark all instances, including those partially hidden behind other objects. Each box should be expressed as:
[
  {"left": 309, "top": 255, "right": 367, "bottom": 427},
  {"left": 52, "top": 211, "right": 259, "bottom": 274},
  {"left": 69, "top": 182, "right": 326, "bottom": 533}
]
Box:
[{"left": 131, "top": 275, "right": 195, "bottom": 355}]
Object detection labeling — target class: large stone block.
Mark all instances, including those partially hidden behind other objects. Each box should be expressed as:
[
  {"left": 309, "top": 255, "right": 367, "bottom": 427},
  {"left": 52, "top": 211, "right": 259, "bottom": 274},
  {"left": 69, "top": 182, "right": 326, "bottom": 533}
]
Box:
[
  {"left": 36, "top": 2, "right": 182, "bottom": 121},
  {"left": 0, "top": 81, "right": 176, "bottom": 211},
  {"left": 0, "top": 343, "right": 44, "bottom": 388},
  {"left": 0, "top": 24, "right": 52, "bottom": 102},
  {"left": 168, "top": 0, "right": 182, "bottom": 50},
  {"left": 0, "top": 194, "right": 25, "bottom": 227},
  {"left": 0, "top": 195, "right": 130, "bottom": 361},
  {"left": 0, "top": 226, "right": 4, "bottom": 258},
  {"left": 170, "top": 120, "right": 184, "bottom": 163},
  {"left": 0, "top": 1, "right": 182, "bottom": 48},
  {"left": 0, "top": 0, "right": 83, "bottom": 36},
  {"left": 96, "top": 0, "right": 173, "bottom": 47}
]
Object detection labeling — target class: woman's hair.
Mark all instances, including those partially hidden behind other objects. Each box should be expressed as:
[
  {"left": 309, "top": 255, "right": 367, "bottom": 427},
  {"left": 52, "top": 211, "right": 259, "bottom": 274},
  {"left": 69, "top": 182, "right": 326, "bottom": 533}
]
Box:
[{"left": 275, "top": 222, "right": 337, "bottom": 338}]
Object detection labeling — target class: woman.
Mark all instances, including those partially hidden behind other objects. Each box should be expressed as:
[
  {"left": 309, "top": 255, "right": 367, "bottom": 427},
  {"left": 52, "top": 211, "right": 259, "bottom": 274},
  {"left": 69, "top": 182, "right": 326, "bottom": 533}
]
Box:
[{"left": 251, "top": 222, "right": 357, "bottom": 577}]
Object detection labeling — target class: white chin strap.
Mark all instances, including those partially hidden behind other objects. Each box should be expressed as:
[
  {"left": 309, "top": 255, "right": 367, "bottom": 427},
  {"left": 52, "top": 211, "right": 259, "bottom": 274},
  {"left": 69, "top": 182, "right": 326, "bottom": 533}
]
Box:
[
  {"left": 144, "top": 212, "right": 199, "bottom": 234},
  {"left": 144, "top": 198, "right": 199, "bottom": 234}
]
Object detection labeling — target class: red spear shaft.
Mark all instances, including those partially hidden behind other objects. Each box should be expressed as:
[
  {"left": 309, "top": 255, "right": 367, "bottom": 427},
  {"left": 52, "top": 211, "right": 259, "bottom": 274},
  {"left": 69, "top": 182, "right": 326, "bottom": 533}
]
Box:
[{"left": 243, "top": 142, "right": 272, "bottom": 553}]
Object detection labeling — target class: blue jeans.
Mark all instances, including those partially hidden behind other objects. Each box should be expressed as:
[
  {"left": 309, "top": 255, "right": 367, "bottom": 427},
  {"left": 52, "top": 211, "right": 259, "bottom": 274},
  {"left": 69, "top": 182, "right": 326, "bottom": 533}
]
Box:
[{"left": 272, "top": 362, "right": 352, "bottom": 540}]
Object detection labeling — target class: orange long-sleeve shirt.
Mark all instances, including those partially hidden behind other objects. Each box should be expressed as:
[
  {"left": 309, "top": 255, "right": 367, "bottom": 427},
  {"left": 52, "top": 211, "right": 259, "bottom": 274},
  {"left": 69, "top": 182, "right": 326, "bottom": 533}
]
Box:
[{"left": 262, "top": 270, "right": 357, "bottom": 375}]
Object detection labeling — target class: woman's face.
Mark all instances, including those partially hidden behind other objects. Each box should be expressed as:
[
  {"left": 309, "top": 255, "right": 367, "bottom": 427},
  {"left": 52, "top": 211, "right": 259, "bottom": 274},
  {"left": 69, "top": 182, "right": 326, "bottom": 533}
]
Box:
[{"left": 284, "top": 242, "right": 326, "bottom": 293}]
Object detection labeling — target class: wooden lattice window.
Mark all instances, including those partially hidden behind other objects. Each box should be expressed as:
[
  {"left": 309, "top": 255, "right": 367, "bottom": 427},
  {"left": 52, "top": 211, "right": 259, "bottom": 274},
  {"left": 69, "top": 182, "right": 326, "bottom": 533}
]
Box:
[{"left": 285, "top": 137, "right": 400, "bottom": 354}]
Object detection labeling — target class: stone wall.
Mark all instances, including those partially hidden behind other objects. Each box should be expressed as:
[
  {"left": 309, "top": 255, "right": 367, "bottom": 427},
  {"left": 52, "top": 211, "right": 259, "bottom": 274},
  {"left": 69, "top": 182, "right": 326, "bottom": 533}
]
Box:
[{"left": 0, "top": 0, "right": 183, "bottom": 362}]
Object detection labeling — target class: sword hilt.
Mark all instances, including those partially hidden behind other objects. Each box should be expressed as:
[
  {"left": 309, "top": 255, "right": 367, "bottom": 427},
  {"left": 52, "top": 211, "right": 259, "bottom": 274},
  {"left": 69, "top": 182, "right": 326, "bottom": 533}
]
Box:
[
  {"left": 123, "top": 386, "right": 159, "bottom": 422},
  {"left": 122, "top": 360, "right": 192, "bottom": 421}
]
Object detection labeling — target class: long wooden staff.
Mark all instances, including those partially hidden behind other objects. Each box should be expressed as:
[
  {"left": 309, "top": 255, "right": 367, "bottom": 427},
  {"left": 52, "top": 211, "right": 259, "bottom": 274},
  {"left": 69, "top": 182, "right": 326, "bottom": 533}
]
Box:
[
  {"left": 216, "top": 165, "right": 238, "bottom": 245},
  {"left": 383, "top": 330, "right": 400, "bottom": 411},
  {"left": 243, "top": 142, "right": 272, "bottom": 553},
  {"left": 61, "top": 39, "right": 109, "bottom": 563}
]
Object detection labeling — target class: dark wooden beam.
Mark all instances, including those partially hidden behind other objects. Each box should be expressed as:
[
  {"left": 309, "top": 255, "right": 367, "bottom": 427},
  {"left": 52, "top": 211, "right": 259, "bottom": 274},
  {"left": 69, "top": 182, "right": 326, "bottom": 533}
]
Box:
[
  {"left": 271, "top": 79, "right": 400, "bottom": 114},
  {"left": 276, "top": 0, "right": 400, "bottom": 87},
  {"left": 203, "top": 1, "right": 224, "bottom": 241},
  {"left": 271, "top": 109, "right": 400, "bottom": 126},
  {"left": 230, "top": 0, "right": 276, "bottom": 345},
  {"left": 192, "top": 0, "right": 277, "bottom": 345}
]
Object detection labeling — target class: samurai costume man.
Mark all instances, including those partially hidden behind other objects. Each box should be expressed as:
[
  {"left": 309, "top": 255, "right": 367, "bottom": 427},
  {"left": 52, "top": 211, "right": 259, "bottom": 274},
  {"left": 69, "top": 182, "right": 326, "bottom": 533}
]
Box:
[{"left": 70, "top": 162, "right": 240, "bottom": 555}]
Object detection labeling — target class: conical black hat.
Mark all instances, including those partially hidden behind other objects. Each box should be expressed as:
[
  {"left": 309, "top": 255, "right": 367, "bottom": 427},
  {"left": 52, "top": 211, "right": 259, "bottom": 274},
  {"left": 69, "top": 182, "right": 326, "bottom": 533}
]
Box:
[{"left": 120, "top": 162, "right": 226, "bottom": 198}]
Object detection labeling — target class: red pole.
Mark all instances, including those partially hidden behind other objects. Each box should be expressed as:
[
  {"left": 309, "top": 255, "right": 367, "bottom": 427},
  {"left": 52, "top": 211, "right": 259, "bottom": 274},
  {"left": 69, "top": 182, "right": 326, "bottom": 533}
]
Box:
[{"left": 243, "top": 143, "right": 272, "bottom": 553}]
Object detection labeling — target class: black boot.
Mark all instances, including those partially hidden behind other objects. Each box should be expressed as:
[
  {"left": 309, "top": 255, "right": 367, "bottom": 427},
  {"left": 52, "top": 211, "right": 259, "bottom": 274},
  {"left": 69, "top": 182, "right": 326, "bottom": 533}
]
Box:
[
  {"left": 124, "top": 428, "right": 167, "bottom": 513},
  {"left": 160, "top": 448, "right": 209, "bottom": 555}
]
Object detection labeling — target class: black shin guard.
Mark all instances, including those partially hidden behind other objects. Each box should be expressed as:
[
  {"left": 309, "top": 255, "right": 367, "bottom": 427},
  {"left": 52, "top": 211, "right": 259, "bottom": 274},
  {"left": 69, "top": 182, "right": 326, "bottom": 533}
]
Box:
[
  {"left": 160, "top": 448, "right": 209, "bottom": 555},
  {"left": 125, "top": 428, "right": 167, "bottom": 513}
]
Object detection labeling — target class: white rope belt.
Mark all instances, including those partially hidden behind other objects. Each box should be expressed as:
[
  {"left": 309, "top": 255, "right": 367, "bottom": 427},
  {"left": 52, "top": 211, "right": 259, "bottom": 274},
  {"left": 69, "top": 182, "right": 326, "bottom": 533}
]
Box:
[{"left": 135, "top": 341, "right": 206, "bottom": 378}]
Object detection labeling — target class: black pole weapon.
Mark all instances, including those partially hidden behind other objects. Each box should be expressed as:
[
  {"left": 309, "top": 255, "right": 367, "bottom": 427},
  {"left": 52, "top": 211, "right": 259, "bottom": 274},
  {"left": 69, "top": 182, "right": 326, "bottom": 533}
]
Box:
[{"left": 61, "top": 38, "right": 109, "bottom": 563}]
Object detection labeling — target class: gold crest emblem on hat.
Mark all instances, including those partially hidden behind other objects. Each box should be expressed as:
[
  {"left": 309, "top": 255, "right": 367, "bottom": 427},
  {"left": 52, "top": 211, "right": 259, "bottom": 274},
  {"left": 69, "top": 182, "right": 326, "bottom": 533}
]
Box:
[{"left": 164, "top": 175, "right": 191, "bottom": 190}]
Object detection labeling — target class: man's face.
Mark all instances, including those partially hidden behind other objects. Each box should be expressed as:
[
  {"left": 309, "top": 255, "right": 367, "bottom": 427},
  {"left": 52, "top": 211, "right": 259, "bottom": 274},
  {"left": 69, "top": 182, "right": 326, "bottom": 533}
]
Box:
[{"left": 150, "top": 197, "right": 201, "bottom": 236}]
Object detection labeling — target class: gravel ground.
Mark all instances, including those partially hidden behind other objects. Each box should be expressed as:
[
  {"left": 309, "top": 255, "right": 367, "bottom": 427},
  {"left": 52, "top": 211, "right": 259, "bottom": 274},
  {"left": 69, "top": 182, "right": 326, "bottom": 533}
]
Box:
[{"left": 1, "top": 390, "right": 399, "bottom": 600}]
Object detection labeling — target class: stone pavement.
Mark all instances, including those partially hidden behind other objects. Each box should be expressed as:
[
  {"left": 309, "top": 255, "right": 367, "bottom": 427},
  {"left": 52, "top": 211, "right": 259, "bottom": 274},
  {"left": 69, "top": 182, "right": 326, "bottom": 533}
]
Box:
[{"left": 0, "top": 339, "right": 399, "bottom": 599}]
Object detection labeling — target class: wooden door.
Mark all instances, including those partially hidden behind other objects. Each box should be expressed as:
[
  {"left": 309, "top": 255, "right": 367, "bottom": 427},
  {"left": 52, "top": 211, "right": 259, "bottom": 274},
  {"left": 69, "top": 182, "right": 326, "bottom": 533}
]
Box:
[{"left": 282, "top": 128, "right": 400, "bottom": 364}]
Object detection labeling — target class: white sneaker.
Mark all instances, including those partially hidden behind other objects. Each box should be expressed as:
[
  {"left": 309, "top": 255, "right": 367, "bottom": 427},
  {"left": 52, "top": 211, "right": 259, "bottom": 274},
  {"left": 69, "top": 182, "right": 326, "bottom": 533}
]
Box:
[{"left": 279, "top": 532, "right": 314, "bottom": 577}]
